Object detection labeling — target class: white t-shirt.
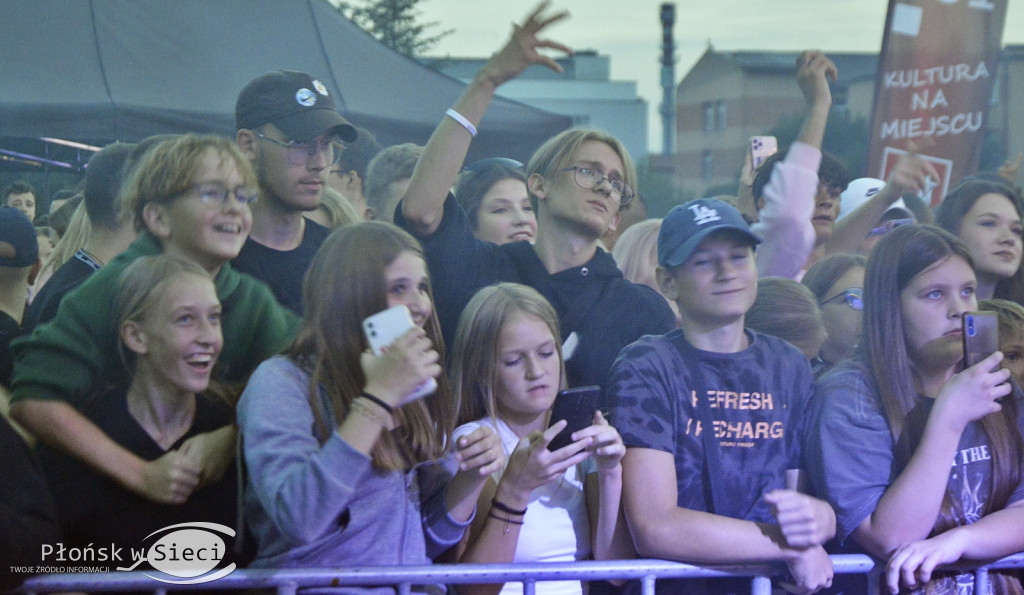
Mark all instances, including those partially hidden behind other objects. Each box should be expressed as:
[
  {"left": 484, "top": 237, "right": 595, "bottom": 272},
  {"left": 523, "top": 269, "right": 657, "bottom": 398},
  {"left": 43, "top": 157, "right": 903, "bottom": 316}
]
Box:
[{"left": 454, "top": 417, "right": 596, "bottom": 595}]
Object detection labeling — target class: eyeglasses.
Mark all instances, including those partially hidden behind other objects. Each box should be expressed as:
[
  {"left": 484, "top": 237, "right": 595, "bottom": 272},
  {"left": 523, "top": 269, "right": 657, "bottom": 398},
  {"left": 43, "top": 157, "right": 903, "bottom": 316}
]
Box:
[
  {"left": 561, "top": 166, "right": 634, "bottom": 206},
  {"left": 254, "top": 130, "right": 342, "bottom": 165},
  {"left": 821, "top": 287, "right": 864, "bottom": 311},
  {"left": 187, "top": 182, "right": 259, "bottom": 207}
]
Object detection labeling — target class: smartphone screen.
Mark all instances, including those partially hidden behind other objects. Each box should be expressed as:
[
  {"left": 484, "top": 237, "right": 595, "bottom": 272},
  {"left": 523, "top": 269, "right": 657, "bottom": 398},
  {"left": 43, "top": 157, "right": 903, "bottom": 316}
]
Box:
[{"left": 547, "top": 386, "right": 599, "bottom": 451}]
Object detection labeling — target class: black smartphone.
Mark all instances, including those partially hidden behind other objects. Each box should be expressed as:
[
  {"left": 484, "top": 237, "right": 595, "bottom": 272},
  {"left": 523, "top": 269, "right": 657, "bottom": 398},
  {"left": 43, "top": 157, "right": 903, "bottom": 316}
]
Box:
[
  {"left": 547, "top": 386, "right": 599, "bottom": 452},
  {"left": 963, "top": 311, "right": 999, "bottom": 368}
]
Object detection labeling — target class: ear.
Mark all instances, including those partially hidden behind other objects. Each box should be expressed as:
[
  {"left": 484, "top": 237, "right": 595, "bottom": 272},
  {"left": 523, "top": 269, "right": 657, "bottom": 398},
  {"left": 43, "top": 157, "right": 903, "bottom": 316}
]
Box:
[
  {"left": 364, "top": 206, "right": 378, "bottom": 221},
  {"left": 236, "top": 129, "right": 258, "bottom": 162},
  {"left": 142, "top": 203, "right": 172, "bottom": 240},
  {"left": 656, "top": 266, "right": 680, "bottom": 301},
  {"left": 527, "top": 173, "right": 548, "bottom": 203},
  {"left": 121, "top": 321, "right": 149, "bottom": 356},
  {"left": 756, "top": 196, "right": 765, "bottom": 212}
]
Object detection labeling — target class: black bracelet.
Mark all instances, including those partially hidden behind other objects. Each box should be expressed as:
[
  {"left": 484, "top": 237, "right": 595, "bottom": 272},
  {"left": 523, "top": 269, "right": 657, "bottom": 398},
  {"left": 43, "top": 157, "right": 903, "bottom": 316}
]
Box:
[
  {"left": 491, "top": 498, "right": 527, "bottom": 516},
  {"left": 487, "top": 510, "right": 525, "bottom": 525},
  {"left": 360, "top": 392, "right": 394, "bottom": 415}
]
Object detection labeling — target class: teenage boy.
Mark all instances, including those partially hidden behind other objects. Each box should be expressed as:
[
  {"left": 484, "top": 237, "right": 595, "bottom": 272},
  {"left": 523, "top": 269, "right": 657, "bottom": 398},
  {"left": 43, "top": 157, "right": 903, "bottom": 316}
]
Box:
[
  {"left": 234, "top": 70, "right": 358, "bottom": 313},
  {"left": 605, "top": 198, "right": 836, "bottom": 594},
  {"left": 397, "top": 5, "right": 674, "bottom": 388}
]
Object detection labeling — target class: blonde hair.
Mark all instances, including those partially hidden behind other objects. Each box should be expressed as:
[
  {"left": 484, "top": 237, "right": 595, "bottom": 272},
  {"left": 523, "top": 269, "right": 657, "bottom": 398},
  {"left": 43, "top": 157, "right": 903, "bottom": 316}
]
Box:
[
  {"left": 313, "top": 186, "right": 361, "bottom": 229},
  {"left": 526, "top": 128, "right": 637, "bottom": 212},
  {"left": 612, "top": 218, "right": 660, "bottom": 284},
  {"left": 37, "top": 201, "right": 91, "bottom": 282},
  {"left": 119, "top": 134, "right": 256, "bottom": 233},
  {"left": 450, "top": 283, "right": 566, "bottom": 427}
]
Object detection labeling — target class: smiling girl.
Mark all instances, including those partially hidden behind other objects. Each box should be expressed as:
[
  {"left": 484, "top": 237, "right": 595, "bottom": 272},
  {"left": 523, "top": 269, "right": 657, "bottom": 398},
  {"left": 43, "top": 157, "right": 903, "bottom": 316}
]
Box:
[
  {"left": 448, "top": 283, "right": 631, "bottom": 595},
  {"left": 38, "top": 255, "right": 238, "bottom": 559},
  {"left": 11, "top": 134, "right": 296, "bottom": 507},
  {"left": 238, "top": 222, "right": 502, "bottom": 584},
  {"left": 807, "top": 224, "right": 1024, "bottom": 594}
]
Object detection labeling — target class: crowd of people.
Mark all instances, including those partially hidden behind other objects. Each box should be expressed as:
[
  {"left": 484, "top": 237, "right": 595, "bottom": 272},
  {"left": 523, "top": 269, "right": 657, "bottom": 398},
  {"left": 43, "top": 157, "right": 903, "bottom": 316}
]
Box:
[{"left": 2, "top": 3, "right": 1024, "bottom": 594}]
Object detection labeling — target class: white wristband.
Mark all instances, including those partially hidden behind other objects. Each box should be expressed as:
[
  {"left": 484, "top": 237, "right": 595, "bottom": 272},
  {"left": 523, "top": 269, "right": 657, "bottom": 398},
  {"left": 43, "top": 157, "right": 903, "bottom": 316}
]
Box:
[{"left": 445, "top": 108, "right": 478, "bottom": 138}]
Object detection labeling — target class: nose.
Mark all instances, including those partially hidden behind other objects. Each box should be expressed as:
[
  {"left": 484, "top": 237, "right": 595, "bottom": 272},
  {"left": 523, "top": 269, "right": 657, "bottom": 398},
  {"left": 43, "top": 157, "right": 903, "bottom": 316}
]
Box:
[
  {"left": 950, "top": 294, "right": 974, "bottom": 320},
  {"left": 524, "top": 354, "right": 544, "bottom": 380},
  {"left": 197, "top": 317, "right": 222, "bottom": 346},
  {"left": 406, "top": 290, "right": 431, "bottom": 324}
]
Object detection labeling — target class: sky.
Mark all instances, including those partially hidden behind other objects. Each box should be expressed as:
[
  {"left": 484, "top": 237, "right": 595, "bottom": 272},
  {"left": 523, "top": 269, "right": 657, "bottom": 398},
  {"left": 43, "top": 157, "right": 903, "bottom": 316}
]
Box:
[{"left": 415, "top": 0, "right": 1024, "bottom": 154}]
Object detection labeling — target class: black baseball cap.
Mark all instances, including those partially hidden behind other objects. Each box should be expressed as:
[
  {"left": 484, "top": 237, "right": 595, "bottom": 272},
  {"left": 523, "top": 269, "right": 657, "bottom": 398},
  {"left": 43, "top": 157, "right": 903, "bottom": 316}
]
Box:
[
  {"left": 658, "top": 198, "right": 761, "bottom": 267},
  {"left": 236, "top": 71, "right": 357, "bottom": 143}
]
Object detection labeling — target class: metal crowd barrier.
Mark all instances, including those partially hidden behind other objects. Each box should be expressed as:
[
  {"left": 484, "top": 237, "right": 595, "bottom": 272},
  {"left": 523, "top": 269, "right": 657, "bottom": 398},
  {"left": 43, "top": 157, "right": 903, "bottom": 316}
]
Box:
[{"left": 17, "top": 553, "right": 1024, "bottom": 595}]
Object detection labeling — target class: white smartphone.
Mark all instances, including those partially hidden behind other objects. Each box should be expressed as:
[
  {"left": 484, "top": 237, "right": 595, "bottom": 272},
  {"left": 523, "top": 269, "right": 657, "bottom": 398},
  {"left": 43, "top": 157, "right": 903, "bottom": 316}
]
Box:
[
  {"left": 750, "top": 136, "right": 779, "bottom": 170},
  {"left": 361, "top": 305, "right": 437, "bottom": 404}
]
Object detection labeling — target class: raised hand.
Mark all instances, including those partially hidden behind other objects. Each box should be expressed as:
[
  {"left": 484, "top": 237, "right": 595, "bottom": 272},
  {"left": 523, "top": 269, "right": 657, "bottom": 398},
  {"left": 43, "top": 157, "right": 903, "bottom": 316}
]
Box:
[
  {"left": 478, "top": 1, "right": 573, "bottom": 88},
  {"left": 795, "top": 50, "right": 837, "bottom": 109}
]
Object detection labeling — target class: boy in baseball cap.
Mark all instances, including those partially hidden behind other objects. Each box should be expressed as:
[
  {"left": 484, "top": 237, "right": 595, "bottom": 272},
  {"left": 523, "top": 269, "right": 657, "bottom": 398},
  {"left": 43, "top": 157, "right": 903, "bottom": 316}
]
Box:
[
  {"left": 234, "top": 71, "right": 357, "bottom": 313},
  {"left": 604, "top": 198, "right": 837, "bottom": 593}
]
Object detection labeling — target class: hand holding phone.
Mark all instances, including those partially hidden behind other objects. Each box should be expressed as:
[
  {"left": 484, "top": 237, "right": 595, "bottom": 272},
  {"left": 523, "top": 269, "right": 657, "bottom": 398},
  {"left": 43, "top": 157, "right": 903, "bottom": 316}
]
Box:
[
  {"left": 547, "top": 386, "right": 600, "bottom": 451},
  {"left": 362, "top": 305, "right": 438, "bottom": 404},
  {"left": 963, "top": 311, "right": 999, "bottom": 370}
]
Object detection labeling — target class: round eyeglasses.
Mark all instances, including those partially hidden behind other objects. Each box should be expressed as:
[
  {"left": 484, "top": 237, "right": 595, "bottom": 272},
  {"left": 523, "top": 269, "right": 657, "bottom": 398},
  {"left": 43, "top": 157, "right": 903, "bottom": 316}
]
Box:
[
  {"left": 821, "top": 287, "right": 863, "bottom": 311},
  {"left": 254, "top": 130, "right": 342, "bottom": 165},
  {"left": 561, "top": 166, "right": 634, "bottom": 206},
  {"left": 187, "top": 182, "right": 259, "bottom": 207}
]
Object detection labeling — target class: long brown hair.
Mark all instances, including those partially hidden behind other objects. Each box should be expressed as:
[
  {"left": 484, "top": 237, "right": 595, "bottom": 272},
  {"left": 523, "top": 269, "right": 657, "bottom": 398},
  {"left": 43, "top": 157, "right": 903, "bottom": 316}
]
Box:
[
  {"left": 860, "top": 224, "right": 1023, "bottom": 538},
  {"left": 286, "top": 222, "right": 450, "bottom": 470}
]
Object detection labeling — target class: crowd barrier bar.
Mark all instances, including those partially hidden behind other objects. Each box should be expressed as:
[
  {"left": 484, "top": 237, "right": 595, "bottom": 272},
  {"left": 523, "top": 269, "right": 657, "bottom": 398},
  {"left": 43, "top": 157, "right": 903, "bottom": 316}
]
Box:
[{"left": 17, "top": 553, "right": 1024, "bottom": 595}]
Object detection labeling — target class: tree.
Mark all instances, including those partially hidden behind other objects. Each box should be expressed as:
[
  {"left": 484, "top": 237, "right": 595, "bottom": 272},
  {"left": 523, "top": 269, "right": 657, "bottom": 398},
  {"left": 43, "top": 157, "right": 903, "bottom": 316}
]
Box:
[{"left": 337, "top": 0, "right": 453, "bottom": 58}]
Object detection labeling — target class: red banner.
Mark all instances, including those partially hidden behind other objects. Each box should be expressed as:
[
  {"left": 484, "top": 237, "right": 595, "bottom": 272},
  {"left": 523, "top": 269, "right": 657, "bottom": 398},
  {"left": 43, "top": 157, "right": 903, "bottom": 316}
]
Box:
[{"left": 866, "top": 0, "right": 1008, "bottom": 206}]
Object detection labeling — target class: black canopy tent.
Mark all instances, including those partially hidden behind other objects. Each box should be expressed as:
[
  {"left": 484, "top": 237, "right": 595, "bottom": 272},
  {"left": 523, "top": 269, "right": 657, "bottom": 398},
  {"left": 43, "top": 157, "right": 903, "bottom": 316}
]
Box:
[{"left": 0, "top": 0, "right": 571, "bottom": 166}]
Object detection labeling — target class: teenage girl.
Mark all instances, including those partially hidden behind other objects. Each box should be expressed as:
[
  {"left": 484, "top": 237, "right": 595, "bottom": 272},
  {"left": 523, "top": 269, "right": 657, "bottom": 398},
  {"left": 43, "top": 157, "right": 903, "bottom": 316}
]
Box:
[
  {"left": 238, "top": 222, "right": 502, "bottom": 584},
  {"left": 448, "top": 282, "right": 632, "bottom": 595},
  {"left": 807, "top": 224, "right": 1024, "bottom": 594}
]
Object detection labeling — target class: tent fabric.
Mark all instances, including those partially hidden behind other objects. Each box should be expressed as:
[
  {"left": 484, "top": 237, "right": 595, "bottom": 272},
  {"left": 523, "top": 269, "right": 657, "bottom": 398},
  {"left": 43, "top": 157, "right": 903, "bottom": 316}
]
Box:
[{"left": 0, "top": 0, "right": 572, "bottom": 161}]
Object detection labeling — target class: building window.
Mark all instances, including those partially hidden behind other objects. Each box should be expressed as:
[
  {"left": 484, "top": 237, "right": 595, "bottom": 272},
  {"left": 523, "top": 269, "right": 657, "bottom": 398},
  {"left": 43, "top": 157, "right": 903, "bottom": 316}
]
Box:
[
  {"left": 702, "top": 150, "right": 713, "bottom": 181},
  {"left": 716, "top": 101, "right": 727, "bottom": 130},
  {"left": 703, "top": 102, "right": 714, "bottom": 132}
]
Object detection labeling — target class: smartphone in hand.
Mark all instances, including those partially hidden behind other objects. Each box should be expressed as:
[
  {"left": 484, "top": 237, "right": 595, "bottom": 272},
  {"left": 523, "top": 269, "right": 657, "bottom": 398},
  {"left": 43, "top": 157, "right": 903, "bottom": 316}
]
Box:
[
  {"left": 547, "top": 386, "right": 600, "bottom": 452},
  {"left": 963, "top": 311, "right": 998, "bottom": 369},
  {"left": 362, "top": 305, "right": 437, "bottom": 403},
  {"left": 750, "top": 136, "right": 778, "bottom": 170}
]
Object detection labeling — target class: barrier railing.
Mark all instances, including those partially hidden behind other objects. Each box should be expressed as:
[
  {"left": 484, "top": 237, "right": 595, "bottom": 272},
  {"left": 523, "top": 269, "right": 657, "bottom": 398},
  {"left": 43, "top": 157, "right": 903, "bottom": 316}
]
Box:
[{"left": 17, "top": 553, "right": 1024, "bottom": 595}]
